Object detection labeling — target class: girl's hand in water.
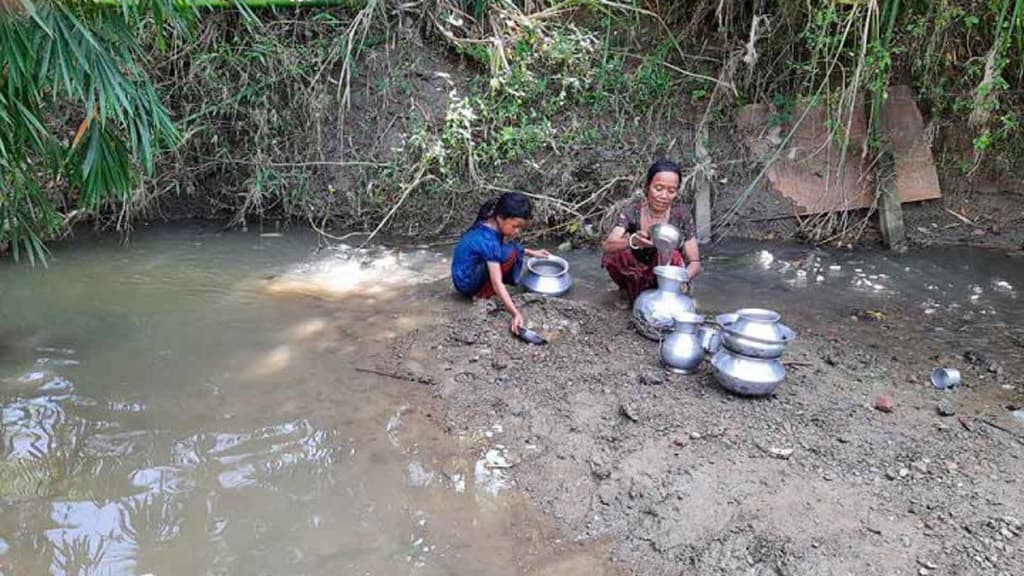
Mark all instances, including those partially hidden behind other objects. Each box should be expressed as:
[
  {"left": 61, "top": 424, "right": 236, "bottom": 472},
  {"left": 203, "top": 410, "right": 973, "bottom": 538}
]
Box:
[
  {"left": 510, "top": 312, "right": 525, "bottom": 334},
  {"left": 525, "top": 248, "right": 551, "bottom": 258}
]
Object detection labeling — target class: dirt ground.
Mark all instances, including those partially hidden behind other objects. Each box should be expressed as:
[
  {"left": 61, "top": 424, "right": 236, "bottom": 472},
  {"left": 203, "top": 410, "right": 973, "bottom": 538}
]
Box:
[{"left": 375, "top": 292, "right": 1024, "bottom": 576}]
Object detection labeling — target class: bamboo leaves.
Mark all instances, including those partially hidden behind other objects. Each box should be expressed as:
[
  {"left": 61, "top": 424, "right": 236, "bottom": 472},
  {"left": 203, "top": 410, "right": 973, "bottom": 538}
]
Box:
[{"left": 0, "top": 0, "right": 182, "bottom": 263}]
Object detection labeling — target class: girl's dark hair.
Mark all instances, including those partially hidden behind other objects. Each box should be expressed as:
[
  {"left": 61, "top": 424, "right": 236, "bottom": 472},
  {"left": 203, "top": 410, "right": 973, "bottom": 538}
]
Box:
[
  {"left": 477, "top": 191, "right": 533, "bottom": 222},
  {"left": 645, "top": 159, "right": 683, "bottom": 187}
]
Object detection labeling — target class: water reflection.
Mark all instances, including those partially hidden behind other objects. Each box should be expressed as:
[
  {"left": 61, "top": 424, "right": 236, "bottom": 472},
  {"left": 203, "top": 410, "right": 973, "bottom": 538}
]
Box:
[
  {"left": 1, "top": 230, "right": 593, "bottom": 576},
  {"left": 262, "top": 243, "right": 450, "bottom": 301},
  {"left": 568, "top": 240, "right": 1024, "bottom": 377},
  {"left": 2, "top": 356, "right": 344, "bottom": 575}
]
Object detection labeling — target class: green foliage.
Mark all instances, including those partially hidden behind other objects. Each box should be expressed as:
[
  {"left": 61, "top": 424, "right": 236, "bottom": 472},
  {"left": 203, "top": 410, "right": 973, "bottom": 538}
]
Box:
[
  {"left": 1, "top": 0, "right": 1021, "bottom": 253},
  {"left": 155, "top": 10, "right": 356, "bottom": 227},
  {"left": 409, "top": 11, "right": 692, "bottom": 181},
  {"left": 0, "top": 0, "right": 182, "bottom": 263}
]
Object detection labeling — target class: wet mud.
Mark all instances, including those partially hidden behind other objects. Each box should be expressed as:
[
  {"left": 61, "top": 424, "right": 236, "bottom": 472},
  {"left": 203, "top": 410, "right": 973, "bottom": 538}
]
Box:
[{"left": 383, "top": 287, "right": 1024, "bottom": 575}]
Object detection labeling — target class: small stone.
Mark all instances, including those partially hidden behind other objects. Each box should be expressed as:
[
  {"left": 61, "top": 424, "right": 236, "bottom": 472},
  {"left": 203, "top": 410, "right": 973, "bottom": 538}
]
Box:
[
  {"left": 450, "top": 328, "right": 479, "bottom": 345},
  {"left": 589, "top": 458, "right": 612, "bottom": 481},
  {"left": 822, "top": 471, "right": 836, "bottom": 481},
  {"left": 690, "top": 432, "right": 702, "bottom": 440},
  {"left": 964, "top": 350, "right": 988, "bottom": 367},
  {"left": 886, "top": 469, "right": 899, "bottom": 481},
  {"left": 919, "top": 568, "right": 931, "bottom": 576},
  {"left": 620, "top": 403, "right": 640, "bottom": 423},
  {"left": 899, "top": 468, "right": 910, "bottom": 478},
  {"left": 936, "top": 400, "right": 956, "bottom": 417},
  {"left": 875, "top": 395, "right": 894, "bottom": 413},
  {"left": 640, "top": 371, "right": 665, "bottom": 386},
  {"left": 864, "top": 521, "right": 883, "bottom": 534},
  {"left": 911, "top": 461, "right": 928, "bottom": 474},
  {"left": 768, "top": 447, "right": 795, "bottom": 460}
]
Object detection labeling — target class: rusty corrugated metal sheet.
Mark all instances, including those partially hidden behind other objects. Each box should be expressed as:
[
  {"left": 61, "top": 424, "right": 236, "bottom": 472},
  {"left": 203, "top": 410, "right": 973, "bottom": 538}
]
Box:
[
  {"left": 736, "top": 87, "right": 940, "bottom": 215},
  {"left": 882, "top": 86, "right": 943, "bottom": 204}
]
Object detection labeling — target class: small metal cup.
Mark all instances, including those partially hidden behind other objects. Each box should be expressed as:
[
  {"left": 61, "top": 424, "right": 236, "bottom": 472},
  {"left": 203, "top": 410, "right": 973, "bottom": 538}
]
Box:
[{"left": 930, "top": 367, "right": 961, "bottom": 390}]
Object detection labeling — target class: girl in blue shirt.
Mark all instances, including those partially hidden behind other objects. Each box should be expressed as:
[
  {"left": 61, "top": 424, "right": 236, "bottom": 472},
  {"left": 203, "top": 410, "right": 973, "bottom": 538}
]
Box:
[{"left": 452, "top": 192, "right": 550, "bottom": 334}]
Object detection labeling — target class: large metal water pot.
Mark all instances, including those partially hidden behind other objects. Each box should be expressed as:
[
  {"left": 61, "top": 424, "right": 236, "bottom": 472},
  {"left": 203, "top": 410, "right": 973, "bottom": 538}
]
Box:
[{"left": 632, "top": 265, "right": 695, "bottom": 340}]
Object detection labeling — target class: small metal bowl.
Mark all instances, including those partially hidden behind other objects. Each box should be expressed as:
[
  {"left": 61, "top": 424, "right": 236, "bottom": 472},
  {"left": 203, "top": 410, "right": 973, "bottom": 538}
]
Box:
[
  {"left": 650, "top": 223, "right": 682, "bottom": 254},
  {"left": 517, "top": 327, "right": 548, "bottom": 345}
]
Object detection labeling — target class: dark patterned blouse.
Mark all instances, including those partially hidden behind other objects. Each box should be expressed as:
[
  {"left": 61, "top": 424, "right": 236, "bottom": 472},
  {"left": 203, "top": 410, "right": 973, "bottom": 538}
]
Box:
[{"left": 615, "top": 200, "right": 696, "bottom": 265}]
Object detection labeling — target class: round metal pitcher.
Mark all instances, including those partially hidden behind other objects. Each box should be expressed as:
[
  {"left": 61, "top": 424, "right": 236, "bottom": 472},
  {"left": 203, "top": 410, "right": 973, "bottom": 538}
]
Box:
[{"left": 659, "top": 311, "right": 705, "bottom": 374}]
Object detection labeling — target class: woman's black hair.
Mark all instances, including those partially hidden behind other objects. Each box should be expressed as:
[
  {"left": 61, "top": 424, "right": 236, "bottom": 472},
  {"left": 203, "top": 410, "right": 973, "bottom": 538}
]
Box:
[
  {"left": 476, "top": 191, "right": 533, "bottom": 222},
  {"left": 645, "top": 159, "right": 683, "bottom": 187}
]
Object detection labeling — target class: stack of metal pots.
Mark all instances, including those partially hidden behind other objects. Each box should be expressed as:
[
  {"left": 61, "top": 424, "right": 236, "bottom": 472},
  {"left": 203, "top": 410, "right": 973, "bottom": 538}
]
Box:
[{"left": 709, "top": 308, "right": 795, "bottom": 396}]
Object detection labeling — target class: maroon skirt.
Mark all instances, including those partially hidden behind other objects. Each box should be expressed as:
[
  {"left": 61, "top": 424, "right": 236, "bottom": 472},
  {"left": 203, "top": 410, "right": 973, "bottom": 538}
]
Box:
[{"left": 473, "top": 251, "right": 518, "bottom": 299}]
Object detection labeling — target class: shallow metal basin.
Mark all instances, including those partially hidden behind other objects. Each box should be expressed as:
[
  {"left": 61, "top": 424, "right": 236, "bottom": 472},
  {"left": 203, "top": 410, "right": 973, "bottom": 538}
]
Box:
[{"left": 521, "top": 256, "right": 573, "bottom": 297}]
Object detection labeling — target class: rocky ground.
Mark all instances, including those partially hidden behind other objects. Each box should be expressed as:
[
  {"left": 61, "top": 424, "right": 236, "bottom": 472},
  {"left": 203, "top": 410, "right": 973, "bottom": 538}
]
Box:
[{"left": 376, "top": 293, "right": 1024, "bottom": 576}]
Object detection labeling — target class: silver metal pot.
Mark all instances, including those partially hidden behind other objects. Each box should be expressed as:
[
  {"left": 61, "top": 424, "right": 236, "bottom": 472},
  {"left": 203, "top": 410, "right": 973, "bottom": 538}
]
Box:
[
  {"left": 521, "top": 256, "right": 573, "bottom": 297},
  {"left": 726, "top": 308, "right": 787, "bottom": 342},
  {"left": 710, "top": 347, "right": 786, "bottom": 396},
  {"left": 633, "top": 265, "right": 694, "bottom": 340},
  {"left": 716, "top": 310, "right": 795, "bottom": 351},
  {"left": 659, "top": 311, "right": 705, "bottom": 374},
  {"left": 720, "top": 329, "right": 792, "bottom": 359}
]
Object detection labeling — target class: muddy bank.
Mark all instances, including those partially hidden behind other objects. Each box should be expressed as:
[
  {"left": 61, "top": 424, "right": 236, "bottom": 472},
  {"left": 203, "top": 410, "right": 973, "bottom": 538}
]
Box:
[
  {"left": 148, "top": 19, "right": 1024, "bottom": 254},
  {"left": 380, "top": 285, "right": 1024, "bottom": 575}
]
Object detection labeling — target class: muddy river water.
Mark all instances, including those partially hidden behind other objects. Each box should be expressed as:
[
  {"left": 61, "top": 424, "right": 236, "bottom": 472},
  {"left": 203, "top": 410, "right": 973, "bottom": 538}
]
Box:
[{"left": 1, "top": 224, "right": 1021, "bottom": 575}]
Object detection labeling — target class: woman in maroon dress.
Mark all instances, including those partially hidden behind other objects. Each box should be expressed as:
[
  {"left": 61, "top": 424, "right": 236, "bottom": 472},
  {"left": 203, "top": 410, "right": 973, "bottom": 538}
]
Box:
[{"left": 601, "top": 159, "right": 702, "bottom": 302}]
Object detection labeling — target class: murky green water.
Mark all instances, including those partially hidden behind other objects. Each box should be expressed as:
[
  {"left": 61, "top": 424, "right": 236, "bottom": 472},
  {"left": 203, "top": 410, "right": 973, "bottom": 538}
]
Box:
[
  {"left": 1, "top": 225, "right": 1021, "bottom": 575},
  {"left": 571, "top": 240, "right": 1024, "bottom": 365},
  {"left": 0, "top": 225, "right": 605, "bottom": 576}
]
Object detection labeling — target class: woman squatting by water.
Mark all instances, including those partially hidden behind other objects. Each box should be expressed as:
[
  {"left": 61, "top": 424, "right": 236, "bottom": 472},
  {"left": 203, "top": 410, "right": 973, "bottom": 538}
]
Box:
[
  {"left": 451, "top": 192, "right": 551, "bottom": 333},
  {"left": 601, "top": 159, "right": 702, "bottom": 302}
]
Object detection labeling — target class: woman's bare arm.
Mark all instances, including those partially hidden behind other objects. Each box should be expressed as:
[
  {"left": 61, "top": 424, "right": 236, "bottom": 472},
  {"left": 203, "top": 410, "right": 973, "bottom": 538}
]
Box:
[
  {"left": 602, "top": 225, "right": 628, "bottom": 253},
  {"left": 603, "top": 226, "right": 653, "bottom": 253},
  {"left": 682, "top": 237, "right": 701, "bottom": 281}
]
